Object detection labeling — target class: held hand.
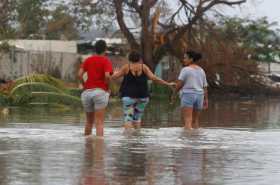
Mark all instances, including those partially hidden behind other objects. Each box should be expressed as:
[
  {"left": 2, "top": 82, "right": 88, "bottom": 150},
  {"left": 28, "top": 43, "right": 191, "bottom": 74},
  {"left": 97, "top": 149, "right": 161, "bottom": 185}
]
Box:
[
  {"left": 107, "top": 89, "right": 112, "bottom": 96},
  {"left": 203, "top": 99, "right": 208, "bottom": 110},
  {"left": 113, "top": 67, "right": 121, "bottom": 74},
  {"left": 168, "top": 82, "right": 177, "bottom": 105},
  {"left": 78, "top": 83, "right": 84, "bottom": 90},
  {"left": 170, "top": 93, "right": 177, "bottom": 105},
  {"left": 167, "top": 82, "right": 176, "bottom": 89}
]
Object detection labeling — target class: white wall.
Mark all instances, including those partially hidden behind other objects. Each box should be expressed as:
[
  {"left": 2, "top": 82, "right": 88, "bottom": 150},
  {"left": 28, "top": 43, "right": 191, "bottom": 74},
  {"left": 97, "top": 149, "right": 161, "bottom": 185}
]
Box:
[
  {"left": 8, "top": 40, "right": 77, "bottom": 53},
  {"left": 0, "top": 50, "right": 80, "bottom": 81},
  {"left": 258, "top": 62, "right": 280, "bottom": 74}
]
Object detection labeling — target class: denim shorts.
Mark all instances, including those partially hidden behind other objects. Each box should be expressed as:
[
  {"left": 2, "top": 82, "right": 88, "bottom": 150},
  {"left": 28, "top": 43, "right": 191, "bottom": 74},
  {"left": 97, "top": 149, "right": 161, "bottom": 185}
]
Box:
[
  {"left": 180, "top": 93, "right": 204, "bottom": 110},
  {"left": 81, "top": 88, "right": 109, "bottom": 112},
  {"left": 122, "top": 97, "right": 149, "bottom": 123}
]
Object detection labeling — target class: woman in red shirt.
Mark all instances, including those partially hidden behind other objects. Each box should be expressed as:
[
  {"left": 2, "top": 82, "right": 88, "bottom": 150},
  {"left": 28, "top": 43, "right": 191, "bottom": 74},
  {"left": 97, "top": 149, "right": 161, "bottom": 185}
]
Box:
[{"left": 78, "top": 40, "right": 113, "bottom": 137}]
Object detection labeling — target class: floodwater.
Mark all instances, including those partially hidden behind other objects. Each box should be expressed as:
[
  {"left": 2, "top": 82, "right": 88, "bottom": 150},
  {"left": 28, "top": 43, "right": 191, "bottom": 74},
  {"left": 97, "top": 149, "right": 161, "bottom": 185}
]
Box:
[{"left": 1, "top": 98, "right": 280, "bottom": 185}]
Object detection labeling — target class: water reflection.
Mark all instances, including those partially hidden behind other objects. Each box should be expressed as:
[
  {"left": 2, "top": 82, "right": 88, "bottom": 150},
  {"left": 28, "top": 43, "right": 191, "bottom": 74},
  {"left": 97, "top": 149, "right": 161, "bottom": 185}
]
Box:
[
  {"left": 173, "top": 130, "right": 229, "bottom": 185},
  {"left": 1, "top": 98, "right": 280, "bottom": 129},
  {"left": 112, "top": 134, "right": 148, "bottom": 185},
  {"left": 175, "top": 148, "right": 207, "bottom": 185},
  {"left": 81, "top": 138, "right": 108, "bottom": 185},
  {"left": 1, "top": 98, "right": 280, "bottom": 185},
  {"left": 142, "top": 97, "right": 280, "bottom": 129},
  {"left": 0, "top": 126, "right": 280, "bottom": 185}
]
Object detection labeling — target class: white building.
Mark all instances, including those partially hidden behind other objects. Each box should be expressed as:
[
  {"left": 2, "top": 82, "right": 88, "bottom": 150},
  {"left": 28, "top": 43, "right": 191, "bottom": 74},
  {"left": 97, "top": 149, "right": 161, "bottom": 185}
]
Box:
[
  {"left": 92, "top": 38, "right": 126, "bottom": 46},
  {"left": 6, "top": 40, "right": 77, "bottom": 53}
]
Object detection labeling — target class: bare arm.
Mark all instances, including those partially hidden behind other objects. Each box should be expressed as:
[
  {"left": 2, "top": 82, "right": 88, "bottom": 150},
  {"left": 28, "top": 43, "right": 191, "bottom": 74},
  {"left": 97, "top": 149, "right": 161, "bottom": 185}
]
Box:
[
  {"left": 203, "top": 87, "right": 208, "bottom": 109},
  {"left": 105, "top": 72, "right": 111, "bottom": 84},
  {"left": 143, "top": 64, "right": 171, "bottom": 86},
  {"left": 175, "top": 80, "right": 184, "bottom": 92},
  {"left": 169, "top": 80, "right": 184, "bottom": 104},
  {"left": 78, "top": 68, "right": 85, "bottom": 84}
]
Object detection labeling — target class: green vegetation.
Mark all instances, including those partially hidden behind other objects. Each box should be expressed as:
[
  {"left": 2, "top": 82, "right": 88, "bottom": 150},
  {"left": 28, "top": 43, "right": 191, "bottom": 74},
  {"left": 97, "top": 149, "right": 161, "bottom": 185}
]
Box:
[
  {"left": 0, "top": 74, "right": 82, "bottom": 107},
  {"left": 150, "top": 84, "right": 173, "bottom": 98},
  {"left": 16, "top": 0, "right": 47, "bottom": 39},
  {"left": 180, "top": 15, "right": 280, "bottom": 94},
  {"left": 218, "top": 16, "right": 280, "bottom": 63},
  {"left": 0, "top": 92, "right": 10, "bottom": 106},
  {"left": 0, "top": 0, "right": 97, "bottom": 40},
  {"left": 1, "top": 1, "right": 280, "bottom": 96},
  {"left": 14, "top": 74, "right": 64, "bottom": 89}
]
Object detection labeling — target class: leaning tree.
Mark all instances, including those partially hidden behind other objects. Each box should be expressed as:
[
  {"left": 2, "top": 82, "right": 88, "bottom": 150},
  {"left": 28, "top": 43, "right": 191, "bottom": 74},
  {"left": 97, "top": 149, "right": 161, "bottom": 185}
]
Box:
[{"left": 81, "top": 0, "right": 246, "bottom": 71}]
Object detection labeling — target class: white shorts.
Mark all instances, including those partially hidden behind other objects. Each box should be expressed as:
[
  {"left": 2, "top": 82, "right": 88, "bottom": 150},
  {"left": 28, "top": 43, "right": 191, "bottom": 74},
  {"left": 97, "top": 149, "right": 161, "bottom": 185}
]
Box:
[{"left": 81, "top": 88, "right": 109, "bottom": 112}]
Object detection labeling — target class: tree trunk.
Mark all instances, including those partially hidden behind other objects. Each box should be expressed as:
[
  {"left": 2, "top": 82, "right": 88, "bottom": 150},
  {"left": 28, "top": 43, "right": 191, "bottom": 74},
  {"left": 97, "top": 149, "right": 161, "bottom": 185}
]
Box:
[
  {"left": 142, "top": 36, "right": 156, "bottom": 71},
  {"left": 114, "top": 0, "right": 140, "bottom": 50},
  {"left": 141, "top": 0, "right": 156, "bottom": 72}
]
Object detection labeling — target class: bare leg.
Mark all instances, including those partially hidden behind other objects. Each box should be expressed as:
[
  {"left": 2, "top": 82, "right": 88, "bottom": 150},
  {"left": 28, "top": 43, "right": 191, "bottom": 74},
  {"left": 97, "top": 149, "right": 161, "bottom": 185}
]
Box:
[
  {"left": 182, "top": 107, "right": 193, "bottom": 130},
  {"left": 123, "top": 122, "right": 134, "bottom": 129},
  {"left": 133, "top": 121, "right": 141, "bottom": 129},
  {"left": 123, "top": 122, "right": 135, "bottom": 135},
  {"left": 83, "top": 135, "right": 106, "bottom": 185},
  {"left": 192, "top": 109, "right": 201, "bottom": 129},
  {"left": 94, "top": 137, "right": 104, "bottom": 161},
  {"left": 84, "top": 112, "right": 95, "bottom": 136},
  {"left": 94, "top": 108, "right": 106, "bottom": 137}
]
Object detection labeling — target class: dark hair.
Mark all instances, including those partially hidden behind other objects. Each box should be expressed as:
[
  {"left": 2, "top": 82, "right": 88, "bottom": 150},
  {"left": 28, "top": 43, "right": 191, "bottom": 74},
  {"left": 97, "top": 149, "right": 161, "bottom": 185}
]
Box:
[
  {"left": 95, "top": 40, "right": 107, "bottom": 54},
  {"left": 185, "top": 50, "right": 202, "bottom": 62},
  {"left": 128, "top": 51, "right": 141, "bottom": 63}
]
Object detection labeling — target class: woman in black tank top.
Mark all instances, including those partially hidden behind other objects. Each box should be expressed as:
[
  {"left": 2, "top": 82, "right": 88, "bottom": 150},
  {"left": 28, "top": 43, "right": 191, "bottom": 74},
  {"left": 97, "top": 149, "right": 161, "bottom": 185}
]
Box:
[
  {"left": 111, "top": 51, "right": 175, "bottom": 130},
  {"left": 119, "top": 63, "right": 149, "bottom": 98}
]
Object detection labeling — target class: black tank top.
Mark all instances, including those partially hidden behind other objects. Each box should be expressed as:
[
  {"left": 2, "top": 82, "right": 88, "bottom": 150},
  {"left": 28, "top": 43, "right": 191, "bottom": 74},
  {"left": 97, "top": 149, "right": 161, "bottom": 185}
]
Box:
[{"left": 119, "top": 64, "right": 149, "bottom": 98}]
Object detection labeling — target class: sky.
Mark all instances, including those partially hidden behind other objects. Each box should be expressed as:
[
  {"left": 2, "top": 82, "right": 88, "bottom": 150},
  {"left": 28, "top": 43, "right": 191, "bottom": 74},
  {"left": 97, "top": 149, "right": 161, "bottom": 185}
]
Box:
[
  {"left": 228, "top": 0, "right": 280, "bottom": 28},
  {"left": 168, "top": 0, "right": 280, "bottom": 29}
]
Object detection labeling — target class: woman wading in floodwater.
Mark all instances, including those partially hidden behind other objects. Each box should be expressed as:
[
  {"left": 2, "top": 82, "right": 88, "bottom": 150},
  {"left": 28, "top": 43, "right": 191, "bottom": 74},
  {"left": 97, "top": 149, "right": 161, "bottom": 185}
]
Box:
[
  {"left": 111, "top": 51, "right": 175, "bottom": 130},
  {"left": 79, "top": 40, "right": 113, "bottom": 137},
  {"left": 174, "top": 50, "right": 208, "bottom": 130}
]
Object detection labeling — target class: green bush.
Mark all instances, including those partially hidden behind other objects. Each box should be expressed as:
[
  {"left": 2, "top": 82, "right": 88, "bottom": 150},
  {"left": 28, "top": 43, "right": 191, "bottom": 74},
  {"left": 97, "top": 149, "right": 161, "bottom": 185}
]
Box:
[
  {"left": 150, "top": 84, "right": 173, "bottom": 97},
  {"left": 110, "top": 82, "right": 121, "bottom": 96},
  {"left": 0, "top": 92, "right": 10, "bottom": 106},
  {"left": 65, "top": 88, "right": 83, "bottom": 97}
]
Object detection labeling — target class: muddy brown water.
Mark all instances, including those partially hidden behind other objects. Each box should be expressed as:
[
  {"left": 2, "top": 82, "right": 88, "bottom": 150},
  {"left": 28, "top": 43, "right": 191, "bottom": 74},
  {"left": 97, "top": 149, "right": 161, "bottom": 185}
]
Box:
[{"left": 0, "top": 98, "right": 280, "bottom": 185}]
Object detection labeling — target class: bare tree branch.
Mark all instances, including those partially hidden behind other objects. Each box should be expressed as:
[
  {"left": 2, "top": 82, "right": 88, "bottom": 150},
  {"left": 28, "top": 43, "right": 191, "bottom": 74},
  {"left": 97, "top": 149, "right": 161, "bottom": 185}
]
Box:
[
  {"left": 151, "top": 7, "right": 160, "bottom": 41},
  {"left": 169, "top": 0, "right": 246, "bottom": 44},
  {"left": 114, "top": 0, "right": 140, "bottom": 50},
  {"left": 124, "top": 0, "right": 142, "bottom": 15},
  {"left": 167, "top": 4, "right": 184, "bottom": 24}
]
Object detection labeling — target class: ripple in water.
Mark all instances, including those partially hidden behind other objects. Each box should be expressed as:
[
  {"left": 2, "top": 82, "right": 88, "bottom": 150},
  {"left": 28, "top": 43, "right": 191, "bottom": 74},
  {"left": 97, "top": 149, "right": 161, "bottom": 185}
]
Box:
[{"left": 0, "top": 122, "right": 280, "bottom": 185}]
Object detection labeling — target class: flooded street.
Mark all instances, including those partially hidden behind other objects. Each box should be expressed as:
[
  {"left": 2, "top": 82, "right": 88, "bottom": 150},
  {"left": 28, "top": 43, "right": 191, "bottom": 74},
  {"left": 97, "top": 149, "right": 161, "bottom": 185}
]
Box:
[{"left": 1, "top": 98, "right": 280, "bottom": 185}]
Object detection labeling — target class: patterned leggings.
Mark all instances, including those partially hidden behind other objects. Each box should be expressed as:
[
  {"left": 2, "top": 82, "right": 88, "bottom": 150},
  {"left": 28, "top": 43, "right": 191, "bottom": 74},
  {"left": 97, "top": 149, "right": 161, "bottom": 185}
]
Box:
[{"left": 122, "top": 97, "right": 149, "bottom": 123}]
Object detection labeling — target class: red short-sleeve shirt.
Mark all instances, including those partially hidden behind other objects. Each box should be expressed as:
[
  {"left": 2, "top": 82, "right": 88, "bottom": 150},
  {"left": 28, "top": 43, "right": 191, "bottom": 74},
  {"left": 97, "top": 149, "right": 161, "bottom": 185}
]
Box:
[{"left": 81, "top": 55, "right": 113, "bottom": 91}]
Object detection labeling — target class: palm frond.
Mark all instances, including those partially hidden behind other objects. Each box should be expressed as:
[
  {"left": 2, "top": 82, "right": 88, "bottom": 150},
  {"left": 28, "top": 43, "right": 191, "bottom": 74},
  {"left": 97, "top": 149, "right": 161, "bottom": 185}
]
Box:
[
  {"left": 30, "top": 92, "right": 82, "bottom": 107},
  {"left": 12, "top": 92, "right": 33, "bottom": 105},
  {"left": 28, "top": 103, "right": 73, "bottom": 111},
  {"left": 0, "top": 92, "right": 10, "bottom": 106},
  {"left": 10, "top": 82, "right": 64, "bottom": 97},
  {"left": 65, "top": 88, "right": 83, "bottom": 97},
  {"left": 14, "top": 74, "right": 65, "bottom": 89},
  {"left": 7, "top": 74, "right": 83, "bottom": 107}
]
